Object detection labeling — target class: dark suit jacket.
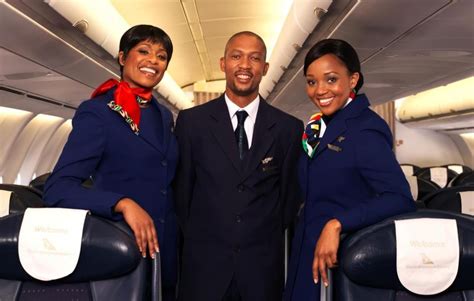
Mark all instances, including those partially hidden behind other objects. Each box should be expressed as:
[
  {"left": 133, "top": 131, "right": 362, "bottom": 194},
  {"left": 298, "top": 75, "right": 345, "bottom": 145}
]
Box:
[
  {"left": 174, "top": 95, "right": 303, "bottom": 301},
  {"left": 284, "top": 94, "right": 416, "bottom": 301},
  {"left": 43, "top": 89, "right": 179, "bottom": 287}
]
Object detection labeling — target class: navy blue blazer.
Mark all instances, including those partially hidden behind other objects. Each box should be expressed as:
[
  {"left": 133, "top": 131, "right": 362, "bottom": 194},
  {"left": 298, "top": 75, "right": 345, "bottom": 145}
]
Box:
[
  {"left": 284, "top": 94, "right": 416, "bottom": 301},
  {"left": 174, "top": 95, "right": 303, "bottom": 301},
  {"left": 43, "top": 89, "right": 178, "bottom": 286}
]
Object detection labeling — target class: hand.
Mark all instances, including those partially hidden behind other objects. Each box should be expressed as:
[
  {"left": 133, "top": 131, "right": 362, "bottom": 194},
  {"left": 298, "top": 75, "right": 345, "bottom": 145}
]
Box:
[
  {"left": 114, "top": 198, "right": 159, "bottom": 259},
  {"left": 312, "top": 219, "right": 341, "bottom": 287}
]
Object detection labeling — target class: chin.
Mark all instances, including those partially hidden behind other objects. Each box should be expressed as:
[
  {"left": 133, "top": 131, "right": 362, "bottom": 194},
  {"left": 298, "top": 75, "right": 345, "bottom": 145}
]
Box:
[{"left": 138, "top": 80, "right": 160, "bottom": 89}]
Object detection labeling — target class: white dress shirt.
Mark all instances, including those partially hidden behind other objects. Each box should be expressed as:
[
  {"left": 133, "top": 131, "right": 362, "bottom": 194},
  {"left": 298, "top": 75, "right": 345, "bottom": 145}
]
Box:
[{"left": 224, "top": 94, "right": 260, "bottom": 148}]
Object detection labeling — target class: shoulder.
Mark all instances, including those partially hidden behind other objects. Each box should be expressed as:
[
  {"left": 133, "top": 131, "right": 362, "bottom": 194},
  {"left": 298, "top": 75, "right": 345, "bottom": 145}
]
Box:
[
  {"left": 75, "top": 92, "right": 112, "bottom": 116},
  {"left": 347, "top": 95, "right": 391, "bottom": 133},
  {"left": 263, "top": 102, "right": 304, "bottom": 129},
  {"left": 177, "top": 96, "right": 221, "bottom": 122},
  {"left": 347, "top": 102, "right": 393, "bottom": 146},
  {"left": 359, "top": 108, "right": 392, "bottom": 137}
]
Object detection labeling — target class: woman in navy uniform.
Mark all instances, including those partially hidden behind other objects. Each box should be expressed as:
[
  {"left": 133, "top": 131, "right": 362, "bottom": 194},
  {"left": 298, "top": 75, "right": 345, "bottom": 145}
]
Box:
[
  {"left": 284, "top": 39, "right": 416, "bottom": 301},
  {"left": 44, "top": 25, "right": 178, "bottom": 300}
]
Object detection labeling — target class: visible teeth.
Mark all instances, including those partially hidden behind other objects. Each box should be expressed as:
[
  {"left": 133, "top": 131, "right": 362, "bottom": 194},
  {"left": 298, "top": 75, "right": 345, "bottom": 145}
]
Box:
[
  {"left": 140, "top": 67, "right": 156, "bottom": 74},
  {"left": 237, "top": 74, "right": 250, "bottom": 79},
  {"left": 319, "top": 97, "right": 333, "bottom": 105}
]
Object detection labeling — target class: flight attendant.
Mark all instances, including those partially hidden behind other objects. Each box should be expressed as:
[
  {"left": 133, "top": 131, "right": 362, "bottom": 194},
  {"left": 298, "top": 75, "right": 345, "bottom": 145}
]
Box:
[
  {"left": 44, "top": 25, "right": 178, "bottom": 300},
  {"left": 284, "top": 39, "right": 416, "bottom": 301}
]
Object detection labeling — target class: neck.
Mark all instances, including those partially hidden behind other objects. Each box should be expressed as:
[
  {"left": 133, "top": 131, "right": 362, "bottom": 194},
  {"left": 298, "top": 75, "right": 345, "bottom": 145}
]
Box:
[
  {"left": 225, "top": 90, "right": 258, "bottom": 108},
  {"left": 121, "top": 80, "right": 152, "bottom": 93}
]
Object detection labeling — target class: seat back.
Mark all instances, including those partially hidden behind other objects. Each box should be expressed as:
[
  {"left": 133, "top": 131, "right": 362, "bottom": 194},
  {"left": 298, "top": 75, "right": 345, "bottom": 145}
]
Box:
[
  {"left": 422, "top": 186, "right": 474, "bottom": 215},
  {"left": 334, "top": 210, "right": 474, "bottom": 301},
  {"left": 400, "top": 164, "right": 420, "bottom": 177},
  {"left": 444, "top": 164, "right": 472, "bottom": 175},
  {"left": 415, "top": 167, "right": 458, "bottom": 188},
  {"left": 0, "top": 212, "right": 152, "bottom": 301},
  {"left": 29, "top": 173, "right": 51, "bottom": 192},
  {"left": 0, "top": 184, "right": 44, "bottom": 215},
  {"left": 406, "top": 176, "right": 441, "bottom": 202},
  {"left": 449, "top": 171, "right": 474, "bottom": 187}
]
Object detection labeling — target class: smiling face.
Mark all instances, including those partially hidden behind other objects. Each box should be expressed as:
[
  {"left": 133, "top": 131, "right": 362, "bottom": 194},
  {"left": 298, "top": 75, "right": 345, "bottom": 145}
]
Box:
[
  {"left": 220, "top": 33, "right": 269, "bottom": 106},
  {"left": 305, "top": 54, "right": 359, "bottom": 116},
  {"left": 119, "top": 40, "right": 168, "bottom": 89}
]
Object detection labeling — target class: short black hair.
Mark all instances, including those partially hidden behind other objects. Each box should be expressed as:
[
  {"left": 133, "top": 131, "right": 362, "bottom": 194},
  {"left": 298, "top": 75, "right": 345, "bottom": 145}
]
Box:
[
  {"left": 118, "top": 24, "right": 173, "bottom": 74},
  {"left": 304, "top": 39, "right": 364, "bottom": 92},
  {"left": 224, "top": 31, "right": 267, "bottom": 60}
]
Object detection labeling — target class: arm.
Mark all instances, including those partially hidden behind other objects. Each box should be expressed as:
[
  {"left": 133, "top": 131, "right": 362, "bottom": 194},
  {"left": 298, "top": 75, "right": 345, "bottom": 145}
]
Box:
[
  {"left": 43, "top": 102, "right": 125, "bottom": 218},
  {"left": 313, "top": 125, "right": 415, "bottom": 286},
  {"left": 333, "top": 128, "right": 415, "bottom": 232},
  {"left": 173, "top": 110, "right": 196, "bottom": 231}
]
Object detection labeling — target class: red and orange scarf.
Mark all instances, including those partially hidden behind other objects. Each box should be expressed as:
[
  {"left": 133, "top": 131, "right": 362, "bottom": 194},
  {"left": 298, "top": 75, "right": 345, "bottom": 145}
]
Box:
[{"left": 91, "top": 79, "right": 152, "bottom": 134}]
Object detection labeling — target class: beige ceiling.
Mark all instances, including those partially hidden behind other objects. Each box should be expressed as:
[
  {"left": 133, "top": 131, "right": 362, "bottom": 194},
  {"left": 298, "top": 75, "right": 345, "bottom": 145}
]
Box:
[{"left": 111, "top": 0, "right": 293, "bottom": 88}]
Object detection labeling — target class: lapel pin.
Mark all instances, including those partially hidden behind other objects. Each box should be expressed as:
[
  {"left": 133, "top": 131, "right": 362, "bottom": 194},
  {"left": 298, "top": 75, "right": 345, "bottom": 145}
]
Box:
[
  {"left": 261, "top": 157, "right": 273, "bottom": 164},
  {"left": 337, "top": 136, "right": 345, "bottom": 142},
  {"left": 327, "top": 144, "right": 342, "bottom": 152}
]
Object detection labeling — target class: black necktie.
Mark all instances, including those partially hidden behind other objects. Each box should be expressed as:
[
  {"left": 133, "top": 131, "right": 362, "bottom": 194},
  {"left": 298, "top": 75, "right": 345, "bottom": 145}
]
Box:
[{"left": 234, "top": 110, "right": 249, "bottom": 160}]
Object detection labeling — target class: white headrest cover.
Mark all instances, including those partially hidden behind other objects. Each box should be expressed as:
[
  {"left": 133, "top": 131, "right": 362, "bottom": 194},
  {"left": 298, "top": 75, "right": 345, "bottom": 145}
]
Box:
[
  {"left": 395, "top": 218, "right": 459, "bottom": 295},
  {"left": 460, "top": 191, "right": 474, "bottom": 216},
  {"left": 0, "top": 190, "right": 12, "bottom": 218},
  {"left": 401, "top": 165, "right": 414, "bottom": 177},
  {"left": 18, "top": 208, "right": 89, "bottom": 281},
  {"left": 430, "top": 167, "right": 448, "bottom": 188}
]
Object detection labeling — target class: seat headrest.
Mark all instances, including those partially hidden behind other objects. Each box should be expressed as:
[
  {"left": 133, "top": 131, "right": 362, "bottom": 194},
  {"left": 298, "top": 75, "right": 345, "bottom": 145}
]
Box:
[
  {"left": 0, "top": 184, "right": 44, "bottom": 211},
  {"left": 340, "top": 209, "right": 474, "bottom": 292},
  {"left": 424, "top": 186, "right": 474, "bottom": 212},
  {"left": 0, "top": 213, "right": 140, "bottom": 282}
]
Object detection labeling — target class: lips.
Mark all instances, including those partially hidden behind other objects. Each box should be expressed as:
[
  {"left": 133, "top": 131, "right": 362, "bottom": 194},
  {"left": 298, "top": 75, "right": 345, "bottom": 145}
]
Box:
[
  {"left": 235, "top": 72, "right": 252, "bottom": 82},
  {"left": 139, "top": 66, "right": 158, "bottom": 76},
  {"left": 318, "top": 97, "right": 334, "bottom": 106}
]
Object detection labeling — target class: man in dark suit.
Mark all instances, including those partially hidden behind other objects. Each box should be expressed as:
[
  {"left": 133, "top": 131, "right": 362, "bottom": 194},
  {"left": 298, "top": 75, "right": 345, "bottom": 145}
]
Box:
[{"left": 174, "top": 31, "right": 303, "bottom": 301}]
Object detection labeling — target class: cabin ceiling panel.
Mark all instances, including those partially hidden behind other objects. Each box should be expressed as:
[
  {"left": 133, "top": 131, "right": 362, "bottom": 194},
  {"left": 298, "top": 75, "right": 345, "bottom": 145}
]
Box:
[
  {"left": 331, "top": 0, "right": 451, "bottom": 56},
  {"left": 0, "top": 96, "right": 58, "bottom": 114},
  {"left": 195, "top": 0, "right": 287, "bottom": 20},
  {"left": 111, "top": 1, "right": 187, "bottom": 27},
  {"left": 0, "top": 48, "right": 92, "bottom": 115},
  {"left": 167, "top": 42, "right": 205, "bottom": 87}
]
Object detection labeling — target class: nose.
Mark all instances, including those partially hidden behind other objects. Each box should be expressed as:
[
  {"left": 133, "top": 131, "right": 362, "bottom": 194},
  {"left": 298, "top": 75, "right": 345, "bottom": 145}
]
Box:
[
  {"left": 147, "top": 52, "right": 158, "bottom": 64},
  {"left": 239, "top": 56, "right": 251, "bottom": 69},
  {"left": 316, "top": 82, "right": 327, "bottom": 96}
]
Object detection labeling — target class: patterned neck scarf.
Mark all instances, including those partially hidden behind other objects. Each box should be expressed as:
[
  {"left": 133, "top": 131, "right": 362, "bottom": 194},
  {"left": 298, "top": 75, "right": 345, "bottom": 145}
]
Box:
[
  {"left": 302, "top": 91, "right": 356, "bottom": 158},
  {"left": 91, "top": 79, "right": 152, "bottom": 134},
  {"left": 302, "top": 113, "right": 325, "bottom": 158}
]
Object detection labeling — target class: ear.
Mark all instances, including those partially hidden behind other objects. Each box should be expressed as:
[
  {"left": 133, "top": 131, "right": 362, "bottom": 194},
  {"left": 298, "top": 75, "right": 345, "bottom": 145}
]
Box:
[
  {"left": 350, "top": 72, "right": 360, "bottom": 89},
  {"left": 118, "top": 51, "right": 126, "bottom": 66},
  {"left": 219, "top": 57, "right": 225, "bottom": 72},
  {"left": 263, "top": 62, "right": 269, "bottom": 76}
]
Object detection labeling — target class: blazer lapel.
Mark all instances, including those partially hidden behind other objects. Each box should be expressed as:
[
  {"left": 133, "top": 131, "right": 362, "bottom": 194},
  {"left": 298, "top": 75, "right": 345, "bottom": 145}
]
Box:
[
  {"left": 312, "top": 118, "right": 346, "bottom": 159},
  {"left": 137, "top": 98, "right": 168, "bottom": 155},
  {"left": 313, "top": 94, "right": 370, "bottom": 159},
  {"left": 242, "top": 100, "right": 275, "bottom": 180},
  {"left": 209, "top": 97, "right": 242, "bottom": 174}
]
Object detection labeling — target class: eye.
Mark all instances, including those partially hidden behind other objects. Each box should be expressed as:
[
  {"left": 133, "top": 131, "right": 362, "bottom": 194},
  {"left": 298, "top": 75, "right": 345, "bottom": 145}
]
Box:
[
  {"left": 231, "top": 54, "right": 241, "bottom": 60},
  {"left": 327, "top": 76, "right": 338, "bottom": 84},
  {"left": 138, "top": 49, "right": 149, "bottom": 55},
  {"left": 306, "top": 79, "right": 316, "bottom": 86},
  {"left": 250, "top": 55, "right": 261, "bottom": 62},
  {"left": 157, "top": 54, "right": 168, "bottom": 61}
]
